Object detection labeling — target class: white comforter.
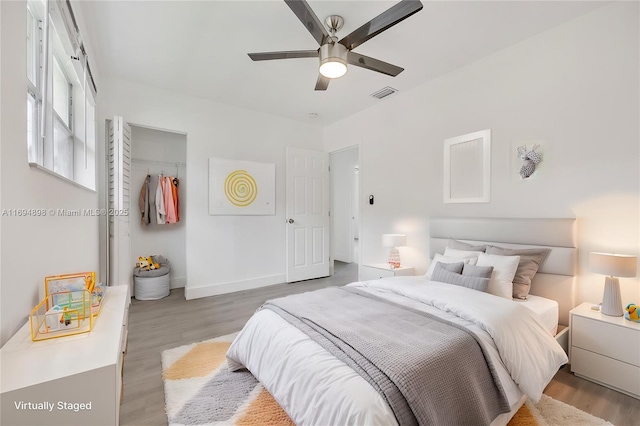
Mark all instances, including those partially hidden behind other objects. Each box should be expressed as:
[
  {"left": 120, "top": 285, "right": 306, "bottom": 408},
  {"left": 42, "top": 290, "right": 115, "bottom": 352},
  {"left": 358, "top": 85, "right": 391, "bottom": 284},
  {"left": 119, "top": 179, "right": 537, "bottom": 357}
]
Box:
[{"left": 226, "top": 277, "right": 568, "bottom": 426}]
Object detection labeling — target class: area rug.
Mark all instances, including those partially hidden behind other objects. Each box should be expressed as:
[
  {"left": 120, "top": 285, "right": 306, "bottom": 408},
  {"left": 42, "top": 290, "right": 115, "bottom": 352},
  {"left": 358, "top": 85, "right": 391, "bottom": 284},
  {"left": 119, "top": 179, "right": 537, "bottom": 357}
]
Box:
[{"left": 162, "top": 333, "right": 613, "bottom": 426}]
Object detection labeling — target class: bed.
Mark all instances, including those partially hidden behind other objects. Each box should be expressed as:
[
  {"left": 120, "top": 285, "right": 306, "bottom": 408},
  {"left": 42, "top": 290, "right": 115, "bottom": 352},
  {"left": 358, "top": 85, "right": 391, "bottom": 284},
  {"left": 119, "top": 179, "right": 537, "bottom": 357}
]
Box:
[{"left": 226, "top": 217, "right": 577, "bottom": 426}]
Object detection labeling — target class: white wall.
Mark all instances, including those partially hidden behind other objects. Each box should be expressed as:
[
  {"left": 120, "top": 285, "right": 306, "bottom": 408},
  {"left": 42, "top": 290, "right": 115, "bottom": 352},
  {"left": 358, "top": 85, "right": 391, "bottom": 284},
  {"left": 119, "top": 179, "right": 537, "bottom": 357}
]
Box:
[
  {"left": 0, "top": 0, "right": 4, "bottom": 347},
  {"left": 100, "top": 79, "right": 323, "bottom": 298},
  {"left": 331, "top": 147, "right": 359, "bottom": 263},
  {"left": 0, "top": 1, "right": 100, "bottom": 346},
  {"left": 323, "top": 3, "right": 639, "bottom": 306},
  {"left": 130, "top": 126, "right": 187, "bottom": 289}
]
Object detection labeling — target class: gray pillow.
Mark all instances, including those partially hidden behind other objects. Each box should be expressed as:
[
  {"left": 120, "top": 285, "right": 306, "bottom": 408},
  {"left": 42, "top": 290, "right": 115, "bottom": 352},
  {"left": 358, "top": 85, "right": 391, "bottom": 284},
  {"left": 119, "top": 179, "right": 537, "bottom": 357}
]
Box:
[
  {"left": 447, "top": 238, "right": 487, "bottom": 252},
  {"left": 435, "top": 261, "right": 465, "bottom": 274},
  {"left": 431, "top": 262, "right": 490, "bottom": 292},
  {"left": 485, "top": 246, "right": 550, "bottom": 299},
  {"left": 462, "top": 263, "right": 494, "bottom": 279}
]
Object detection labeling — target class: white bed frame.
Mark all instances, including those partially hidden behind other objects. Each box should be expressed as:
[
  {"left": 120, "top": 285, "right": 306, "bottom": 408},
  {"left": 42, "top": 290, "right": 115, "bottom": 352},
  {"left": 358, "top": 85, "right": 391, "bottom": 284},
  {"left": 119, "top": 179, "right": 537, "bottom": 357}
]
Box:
[{"left": 429, "top": 217, "right": 577, "bottom": 426}]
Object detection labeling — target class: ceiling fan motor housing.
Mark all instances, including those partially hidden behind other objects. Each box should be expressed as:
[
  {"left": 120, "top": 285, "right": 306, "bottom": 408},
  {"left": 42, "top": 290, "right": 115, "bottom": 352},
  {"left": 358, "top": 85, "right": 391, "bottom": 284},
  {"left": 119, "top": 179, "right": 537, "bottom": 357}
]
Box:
[{"left": 319, "top": 42, "right": 348, "bottom": 78}]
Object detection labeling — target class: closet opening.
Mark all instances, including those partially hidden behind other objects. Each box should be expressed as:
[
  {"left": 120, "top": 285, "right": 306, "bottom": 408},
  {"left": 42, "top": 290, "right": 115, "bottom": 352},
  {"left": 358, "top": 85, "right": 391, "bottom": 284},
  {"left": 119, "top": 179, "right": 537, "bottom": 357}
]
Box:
[{"left": 130, "top": 125, "right": 187, "bottom": 293}]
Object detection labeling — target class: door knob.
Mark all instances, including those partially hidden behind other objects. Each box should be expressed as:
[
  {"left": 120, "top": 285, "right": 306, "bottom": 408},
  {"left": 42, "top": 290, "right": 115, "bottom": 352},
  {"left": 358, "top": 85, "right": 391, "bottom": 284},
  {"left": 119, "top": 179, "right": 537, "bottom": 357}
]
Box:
[{"left": 288, "top": 218, "right": 295, "bottom": 224}]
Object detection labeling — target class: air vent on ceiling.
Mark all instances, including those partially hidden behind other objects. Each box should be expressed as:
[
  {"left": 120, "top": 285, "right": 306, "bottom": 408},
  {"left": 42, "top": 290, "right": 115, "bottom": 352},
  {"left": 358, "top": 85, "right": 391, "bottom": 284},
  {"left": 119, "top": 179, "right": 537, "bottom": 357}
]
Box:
[{"left": 370, "top": 86, "right": 398, "bottom": 99}]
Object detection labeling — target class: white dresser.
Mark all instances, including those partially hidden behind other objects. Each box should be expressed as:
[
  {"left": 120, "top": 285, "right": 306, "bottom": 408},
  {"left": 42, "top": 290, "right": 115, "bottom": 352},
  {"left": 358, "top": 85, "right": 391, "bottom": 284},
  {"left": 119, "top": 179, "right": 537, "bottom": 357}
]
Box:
[
  {"left": 360, "top": 263, "right": 414, "bottom": 281},
  {"left": 570, "top": 302, "right": 640, "bottom": 399},
  {"left": 0, "top": 286, "right": 130, "bottom": 425}
]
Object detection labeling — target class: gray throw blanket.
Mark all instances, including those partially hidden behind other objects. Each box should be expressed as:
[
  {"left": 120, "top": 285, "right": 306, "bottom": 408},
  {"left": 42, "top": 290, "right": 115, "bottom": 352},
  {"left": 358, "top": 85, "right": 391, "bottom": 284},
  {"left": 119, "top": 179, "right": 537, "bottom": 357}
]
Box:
[{"left": 261, "top": 287, "right": 510, "bottom": 426}]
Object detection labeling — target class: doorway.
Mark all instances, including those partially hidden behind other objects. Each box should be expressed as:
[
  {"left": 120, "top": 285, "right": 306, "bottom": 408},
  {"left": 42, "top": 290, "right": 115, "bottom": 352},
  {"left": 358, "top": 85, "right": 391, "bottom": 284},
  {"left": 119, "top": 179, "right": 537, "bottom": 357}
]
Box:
[
  {"left": 104, "top": 117, "right": 187, "bottom": 295},
  {"left": 330, "top": 146, "right": 360, "bottom": 267},
  {"left": 129, "top": 125, "right": 187, "bottom": 291}
]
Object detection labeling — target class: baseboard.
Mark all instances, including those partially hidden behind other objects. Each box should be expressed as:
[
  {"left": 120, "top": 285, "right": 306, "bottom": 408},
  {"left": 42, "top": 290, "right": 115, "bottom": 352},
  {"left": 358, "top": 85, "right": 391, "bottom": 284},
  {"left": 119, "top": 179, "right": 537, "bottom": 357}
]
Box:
[
  {"left": 184, "top": 274, "right": 286, "bottom": 300},
  {"left": 170, "top": 277, "right": 186, "bottom": 289}
]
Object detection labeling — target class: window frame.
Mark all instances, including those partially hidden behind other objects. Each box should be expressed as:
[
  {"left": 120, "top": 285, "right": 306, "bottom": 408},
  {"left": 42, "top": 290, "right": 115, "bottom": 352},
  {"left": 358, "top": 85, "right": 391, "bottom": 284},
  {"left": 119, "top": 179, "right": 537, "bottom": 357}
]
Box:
[
  {"left": 26, "top": 0, "right": 98, "bottom": 191},
  {"left": 26, "top": 2, "right": 43, "bottom": 164}
]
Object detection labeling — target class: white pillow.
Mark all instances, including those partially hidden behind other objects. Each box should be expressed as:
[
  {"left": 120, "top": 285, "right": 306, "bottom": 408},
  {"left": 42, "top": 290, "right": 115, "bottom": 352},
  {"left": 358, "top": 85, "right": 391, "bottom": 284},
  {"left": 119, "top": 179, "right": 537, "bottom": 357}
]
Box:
[
  {"left": 475, "top": 252, "right": 521, "bottom": 300},
  {"left": 425, "top": 254, "right": 472, "bottom": 279},
  {"left": 443, "top": 247, "right": 481, "bottom": 265}
]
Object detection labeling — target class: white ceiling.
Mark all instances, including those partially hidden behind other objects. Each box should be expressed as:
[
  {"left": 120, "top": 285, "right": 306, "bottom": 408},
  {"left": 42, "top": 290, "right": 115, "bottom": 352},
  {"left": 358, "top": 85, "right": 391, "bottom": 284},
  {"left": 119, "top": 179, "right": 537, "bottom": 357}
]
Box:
[{"left": 80, "top": 1, "right": 606, "bottom": 126}]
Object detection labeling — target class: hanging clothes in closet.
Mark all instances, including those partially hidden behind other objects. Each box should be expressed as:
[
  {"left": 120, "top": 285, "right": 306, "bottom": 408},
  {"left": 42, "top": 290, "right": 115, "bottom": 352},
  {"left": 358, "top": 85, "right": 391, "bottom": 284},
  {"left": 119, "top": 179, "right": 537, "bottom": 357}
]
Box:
[
  {"left": 156, "top": 174, "right": 166, "bottom": 225},
  {"left": 171, "top": 177, "right": 180, "bottom": 222},
  {"left": 163, "top": 175, "right": 177, "bottom": 224},
  {"left": 138, "top": 172, "right": 181, "bottom": 225},
  {"left": 138, "top": 174, "right": 151, "bottom": 225}
]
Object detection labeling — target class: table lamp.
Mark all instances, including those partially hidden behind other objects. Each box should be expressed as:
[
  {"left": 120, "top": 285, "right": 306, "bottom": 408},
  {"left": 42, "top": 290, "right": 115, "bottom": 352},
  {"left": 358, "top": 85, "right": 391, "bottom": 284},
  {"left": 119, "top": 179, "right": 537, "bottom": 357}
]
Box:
[
  {"left": 589, "top": 252, "right": 638, "bottom": 317},
  {"left": 382, "top": 234, "right": 406, "bottom": 269}
]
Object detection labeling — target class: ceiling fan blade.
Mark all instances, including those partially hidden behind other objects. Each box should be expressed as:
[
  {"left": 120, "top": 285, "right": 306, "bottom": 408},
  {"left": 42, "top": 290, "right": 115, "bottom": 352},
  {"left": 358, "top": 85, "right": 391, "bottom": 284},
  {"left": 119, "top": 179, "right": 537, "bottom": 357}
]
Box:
[
  {"left": 284, "top": 0, "right": 330, "bottom": 46},
  {"left": 347, "top": 52, "right": 404, "bottom": 77},
  {"left": 315, "top": 74, "right": 330, "bottom": 91},
  {"left": 339, "top": 0, "right": 423, "bottom": 51},
  {"left": 248, "top": 50, "right": 319, "bottom": 61}
]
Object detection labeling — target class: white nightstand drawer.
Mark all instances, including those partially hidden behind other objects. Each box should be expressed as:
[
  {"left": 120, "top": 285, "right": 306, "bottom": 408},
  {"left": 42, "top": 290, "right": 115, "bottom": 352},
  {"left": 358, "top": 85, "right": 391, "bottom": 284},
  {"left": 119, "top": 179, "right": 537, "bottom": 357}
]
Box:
[
  {"left": 572, "top": 347, "right": 640, "bottom": 398},
  {"left": 361, "top": 266, "right": 395, "bottom": 280},
  {"left": 360, "top": 264, "right": 414, "bottom": 281},
  {"left": 572, "top": 316, "right": 640, "bottom": 367}
]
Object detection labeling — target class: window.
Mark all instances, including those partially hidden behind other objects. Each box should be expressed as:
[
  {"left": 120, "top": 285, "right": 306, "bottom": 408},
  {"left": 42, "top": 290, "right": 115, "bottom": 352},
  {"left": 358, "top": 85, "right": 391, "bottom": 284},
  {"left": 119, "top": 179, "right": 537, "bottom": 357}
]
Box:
[
  {"left": 53, "top": 56, "right": 71, "bottom": 128},
  {"left": 27, "top": 92, "right": 38, "bottom": 162},
  {"left": 26, "top": 5, "right": 39, "bottom": 87},
  {"left": 26, "top": 1, "right": 42, "bottom": 164},
  {"left": 26, "top": 0, "right": 97, "bottom": 190}
]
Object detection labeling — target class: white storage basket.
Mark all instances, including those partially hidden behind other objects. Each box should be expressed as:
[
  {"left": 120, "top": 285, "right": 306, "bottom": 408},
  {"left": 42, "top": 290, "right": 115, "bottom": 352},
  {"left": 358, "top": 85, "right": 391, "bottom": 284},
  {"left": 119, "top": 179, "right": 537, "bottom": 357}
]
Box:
[{"left": 134, "top": 273, "right": 170, "bottom": 300}]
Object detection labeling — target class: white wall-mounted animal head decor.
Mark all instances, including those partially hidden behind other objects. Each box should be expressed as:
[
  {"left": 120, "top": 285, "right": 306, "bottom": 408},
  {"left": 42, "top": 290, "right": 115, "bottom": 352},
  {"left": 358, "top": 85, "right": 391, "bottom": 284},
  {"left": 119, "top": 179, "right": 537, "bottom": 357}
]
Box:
[{"left": 517, "top": 144, "right": 541, "bottom": 179}]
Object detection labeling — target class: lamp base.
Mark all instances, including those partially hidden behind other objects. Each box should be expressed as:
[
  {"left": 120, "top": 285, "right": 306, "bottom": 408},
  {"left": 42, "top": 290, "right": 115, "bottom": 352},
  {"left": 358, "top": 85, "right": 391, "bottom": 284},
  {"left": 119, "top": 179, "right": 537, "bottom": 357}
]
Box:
[
  {"left": 601, "top": 276, "right": 623, "bottom": 317},
  {"left": 388, "top": 247, "right": 401, "bottom": 269}
]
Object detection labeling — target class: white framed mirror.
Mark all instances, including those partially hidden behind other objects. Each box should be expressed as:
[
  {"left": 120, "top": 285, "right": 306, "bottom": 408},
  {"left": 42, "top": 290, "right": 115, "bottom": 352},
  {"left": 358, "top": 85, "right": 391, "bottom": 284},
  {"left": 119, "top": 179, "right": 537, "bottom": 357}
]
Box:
[{"left": 443, "top": 129, "right": 491, "bottom": 203}]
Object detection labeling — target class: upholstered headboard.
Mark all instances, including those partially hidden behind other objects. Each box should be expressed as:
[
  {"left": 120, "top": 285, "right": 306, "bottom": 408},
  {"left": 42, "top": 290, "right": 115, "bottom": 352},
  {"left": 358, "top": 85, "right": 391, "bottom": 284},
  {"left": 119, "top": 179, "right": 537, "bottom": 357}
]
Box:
[{"left": 429, "top": 217, "right": 577, "bottom": 325}]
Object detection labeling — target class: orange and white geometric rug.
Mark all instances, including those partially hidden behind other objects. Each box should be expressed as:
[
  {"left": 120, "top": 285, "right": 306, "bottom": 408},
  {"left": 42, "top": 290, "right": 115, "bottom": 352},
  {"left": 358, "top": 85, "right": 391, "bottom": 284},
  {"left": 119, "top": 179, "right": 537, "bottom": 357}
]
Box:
[
  {"left": 162, "top": 333, "right": 613, "bottom": 426},
  {"left": 161, "top": 333, "right": 294, "bottom": 426}
]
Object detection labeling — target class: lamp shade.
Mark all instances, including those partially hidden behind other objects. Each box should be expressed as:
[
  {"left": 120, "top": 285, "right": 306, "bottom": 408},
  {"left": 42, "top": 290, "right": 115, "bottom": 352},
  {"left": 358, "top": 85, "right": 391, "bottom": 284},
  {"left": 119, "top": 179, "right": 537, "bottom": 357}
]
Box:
[
  {"left": 382, "top": 234, "right": 406, "bottom": 248},
  {"left": 590, "top": 252, "right": 637, "bottom": 277}
]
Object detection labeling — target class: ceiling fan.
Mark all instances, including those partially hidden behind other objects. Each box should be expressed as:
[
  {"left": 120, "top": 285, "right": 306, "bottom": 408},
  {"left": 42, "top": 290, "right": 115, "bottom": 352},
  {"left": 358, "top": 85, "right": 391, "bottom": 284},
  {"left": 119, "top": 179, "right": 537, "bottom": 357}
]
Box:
[{"left": 248, "top": 0, "right": 423, "bottom": 91}]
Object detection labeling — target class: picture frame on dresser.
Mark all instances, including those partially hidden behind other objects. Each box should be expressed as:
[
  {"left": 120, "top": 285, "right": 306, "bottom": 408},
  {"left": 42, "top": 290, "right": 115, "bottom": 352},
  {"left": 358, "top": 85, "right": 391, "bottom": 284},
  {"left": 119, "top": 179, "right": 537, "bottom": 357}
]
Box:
[{"left": 44, "top": 271, "right": 96, "bottom": 309}]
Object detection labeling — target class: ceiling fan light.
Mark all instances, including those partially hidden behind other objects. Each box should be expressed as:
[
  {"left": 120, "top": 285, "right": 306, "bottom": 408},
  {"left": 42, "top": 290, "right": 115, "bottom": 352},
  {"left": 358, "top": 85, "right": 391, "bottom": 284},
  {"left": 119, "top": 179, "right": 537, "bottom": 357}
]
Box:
[
  {"left": 319, "top": 43, "right": 348, "bottom": 79},
  {"left": 319, "top": 61, "right": 347, "bottom": 79}
]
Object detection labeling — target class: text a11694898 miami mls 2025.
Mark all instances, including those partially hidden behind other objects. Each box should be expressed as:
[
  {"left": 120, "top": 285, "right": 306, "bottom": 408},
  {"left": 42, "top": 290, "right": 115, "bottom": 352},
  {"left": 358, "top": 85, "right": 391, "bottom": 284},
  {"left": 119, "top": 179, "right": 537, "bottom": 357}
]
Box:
[{"left": 1, "top": 208, "right": 129, "bottom": 217}]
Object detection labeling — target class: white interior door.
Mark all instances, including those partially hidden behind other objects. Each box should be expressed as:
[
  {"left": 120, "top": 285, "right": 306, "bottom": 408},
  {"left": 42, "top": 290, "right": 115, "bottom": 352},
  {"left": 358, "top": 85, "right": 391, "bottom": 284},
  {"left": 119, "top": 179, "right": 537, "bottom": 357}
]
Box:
[
  {"left": 286, "top": 147, "right": 330, "bottom": 283},
  {"left": 108, "top": 116, "right": 132, "bottom": 292}
]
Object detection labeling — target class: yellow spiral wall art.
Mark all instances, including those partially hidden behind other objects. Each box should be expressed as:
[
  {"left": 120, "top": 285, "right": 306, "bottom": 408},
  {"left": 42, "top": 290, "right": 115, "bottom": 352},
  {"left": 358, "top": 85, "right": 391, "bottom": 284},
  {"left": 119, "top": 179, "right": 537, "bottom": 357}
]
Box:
[
  {"left": 224, "top": 170, "right": 258, "bottom": 207},
  {"left": 209, "top": 158, "right": 275, "bottom": 216}
]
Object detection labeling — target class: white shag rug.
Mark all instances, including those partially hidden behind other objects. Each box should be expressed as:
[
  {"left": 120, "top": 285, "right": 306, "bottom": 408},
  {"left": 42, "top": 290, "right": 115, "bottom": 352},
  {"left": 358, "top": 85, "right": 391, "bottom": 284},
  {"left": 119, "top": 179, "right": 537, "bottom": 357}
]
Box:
[{"left": 515, "top": 394, "right": 614, "bottom": 426}]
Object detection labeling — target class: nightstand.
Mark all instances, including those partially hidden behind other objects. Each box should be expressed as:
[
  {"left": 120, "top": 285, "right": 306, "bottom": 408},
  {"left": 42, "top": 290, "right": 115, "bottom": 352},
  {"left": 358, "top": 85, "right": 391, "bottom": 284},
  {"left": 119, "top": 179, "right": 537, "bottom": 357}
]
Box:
[
  {"left": 360, "top": 263, "right": 414, "bottom": 281},
  {"left": 570, "top": 302, "right": 640, "bottom": 399}
]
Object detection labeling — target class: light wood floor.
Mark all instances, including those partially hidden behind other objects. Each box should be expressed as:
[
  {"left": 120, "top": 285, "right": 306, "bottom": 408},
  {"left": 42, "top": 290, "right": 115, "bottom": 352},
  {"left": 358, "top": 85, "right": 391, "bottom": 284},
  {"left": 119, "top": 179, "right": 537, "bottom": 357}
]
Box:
[{"left": 120, "top": 262, "right": 640, "bottom": 425}]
